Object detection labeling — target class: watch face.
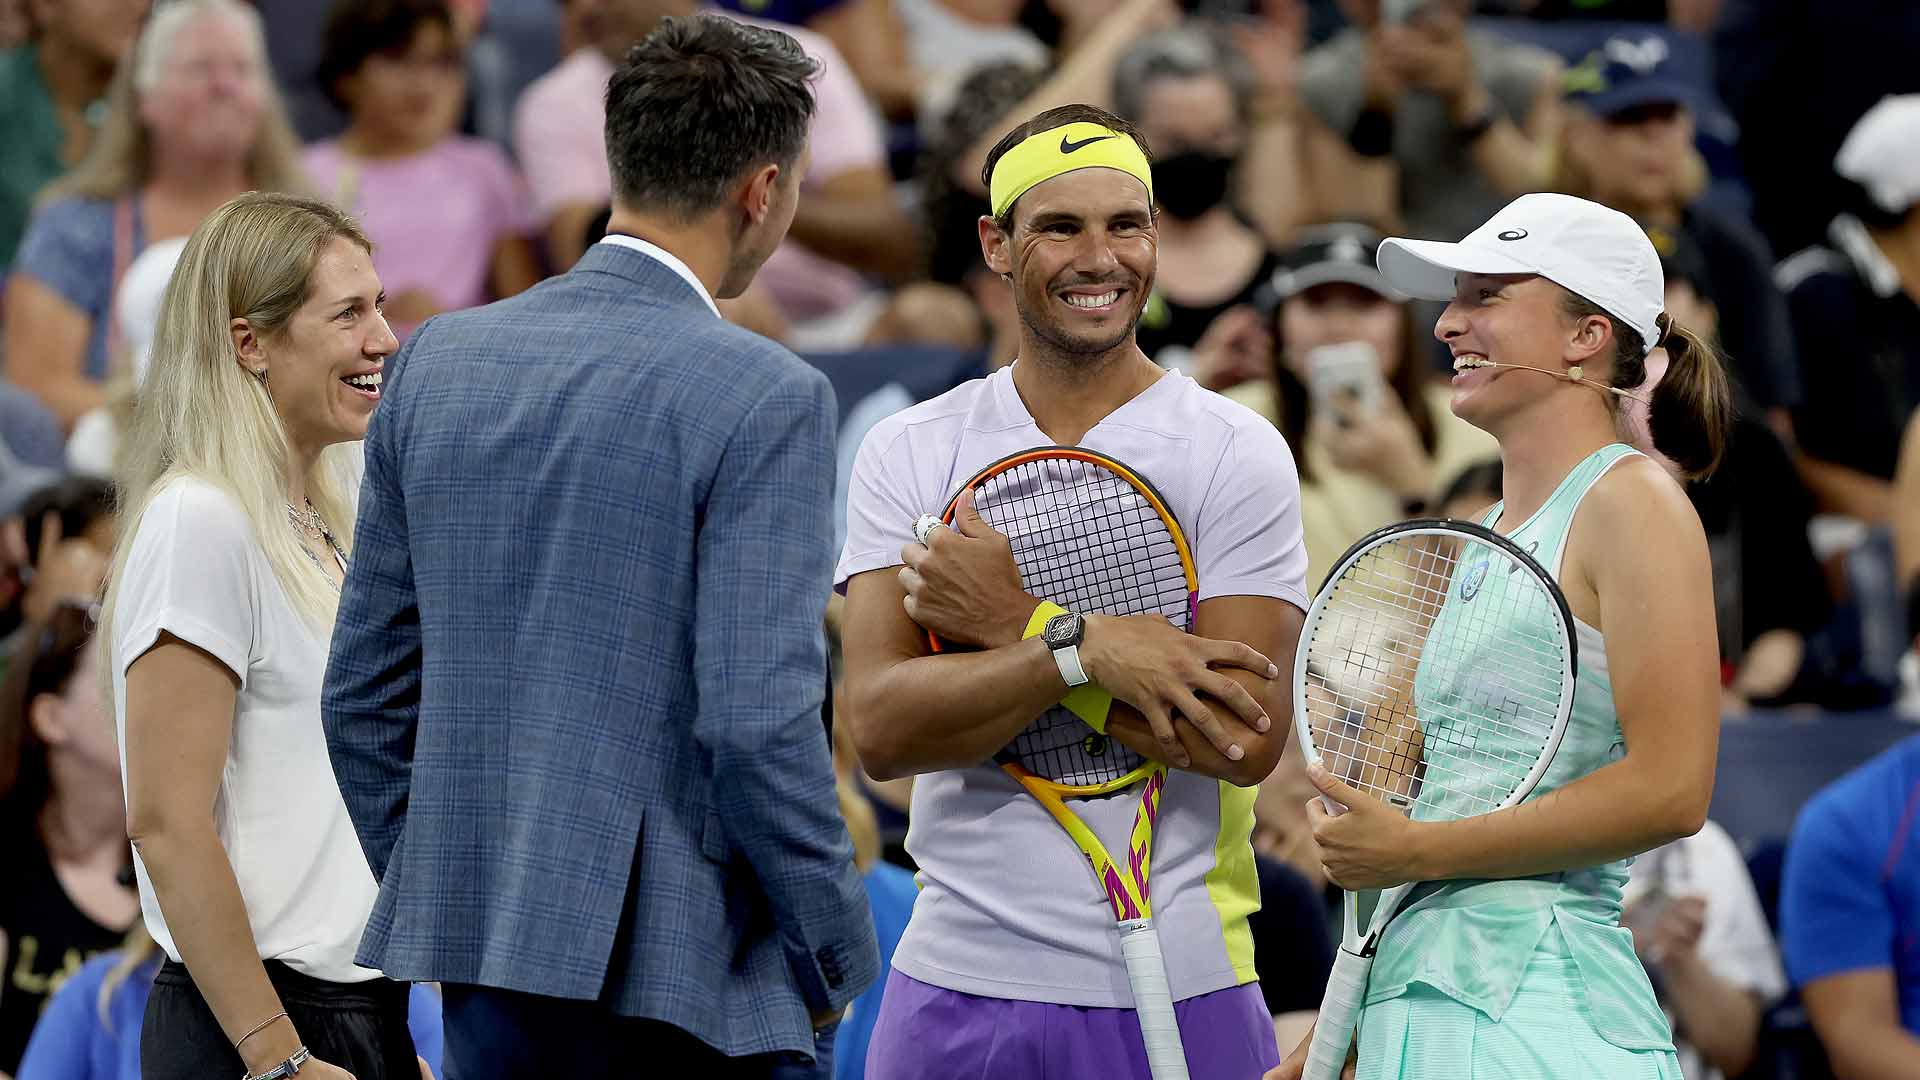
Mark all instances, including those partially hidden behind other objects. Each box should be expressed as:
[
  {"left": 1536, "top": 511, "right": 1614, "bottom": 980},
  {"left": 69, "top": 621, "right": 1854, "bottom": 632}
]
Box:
[{"left": 1044, "top": 612, "right": 1082, "bottom": 648}]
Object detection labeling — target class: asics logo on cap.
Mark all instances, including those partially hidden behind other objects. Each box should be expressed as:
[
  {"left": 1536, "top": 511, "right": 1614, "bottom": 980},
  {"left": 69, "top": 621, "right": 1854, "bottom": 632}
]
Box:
[{"left": 1497, "top": 229, "right": 1529, "bottom": 241}]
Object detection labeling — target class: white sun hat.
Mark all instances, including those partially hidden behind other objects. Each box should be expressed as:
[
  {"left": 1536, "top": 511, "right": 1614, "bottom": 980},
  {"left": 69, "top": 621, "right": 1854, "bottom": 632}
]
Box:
[{"left": 1375, "top": 192, "right": 1665, "bottom": 355}]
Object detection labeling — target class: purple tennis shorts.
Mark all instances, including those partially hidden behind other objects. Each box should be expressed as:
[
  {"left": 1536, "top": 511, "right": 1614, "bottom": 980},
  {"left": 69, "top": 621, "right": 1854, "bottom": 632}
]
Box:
[{"left": 863, "top": 969, "right": 1281, "bottom": 1080}]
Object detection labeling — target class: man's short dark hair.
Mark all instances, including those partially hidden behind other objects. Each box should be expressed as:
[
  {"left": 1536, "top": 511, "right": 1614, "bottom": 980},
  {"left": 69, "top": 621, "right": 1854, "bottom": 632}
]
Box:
[
  {"left": 605, "top": 14, "right": 820, "bottom": 222},
  {"left": 316, "top": 0, "right": 455, "bottom": 113},
  {"left": 979, "top": 104, "right": 1154, "bottom": 232}
]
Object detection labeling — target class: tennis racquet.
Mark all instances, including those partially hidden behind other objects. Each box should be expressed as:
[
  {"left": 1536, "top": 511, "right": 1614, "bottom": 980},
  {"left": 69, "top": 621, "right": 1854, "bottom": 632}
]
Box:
[
  {"left": 912, "top": 445, "right": 1198, "bottom": 1080},
  {"left": 1293, "top": 519, "right": 1578, "bottom": 1080}
]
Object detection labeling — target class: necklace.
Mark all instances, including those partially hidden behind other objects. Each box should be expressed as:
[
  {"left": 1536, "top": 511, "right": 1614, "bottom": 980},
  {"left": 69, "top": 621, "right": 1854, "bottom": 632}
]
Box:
[{"left": 286, "top": 500, "right": 348, "bottom": 587}]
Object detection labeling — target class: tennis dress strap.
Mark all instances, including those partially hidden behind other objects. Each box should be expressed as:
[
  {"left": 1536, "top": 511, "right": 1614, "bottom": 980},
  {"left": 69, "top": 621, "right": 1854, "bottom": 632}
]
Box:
[{"left": 1478, "top": 443, "right": 1641, "bottom": 587}]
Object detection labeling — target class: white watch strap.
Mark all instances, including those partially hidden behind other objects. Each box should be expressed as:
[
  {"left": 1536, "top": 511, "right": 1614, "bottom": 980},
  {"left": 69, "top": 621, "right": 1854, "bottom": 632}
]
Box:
[{"left": 1052, "top": 642, "right": 1089, "bottom": 687}]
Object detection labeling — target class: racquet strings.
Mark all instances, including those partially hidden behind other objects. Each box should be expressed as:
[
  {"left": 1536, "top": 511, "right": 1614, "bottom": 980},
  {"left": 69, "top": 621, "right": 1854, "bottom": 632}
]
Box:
[
  {"left": 973, "top": 456, "right": 1190, "bottom": 787},
  {"left": 1302, "top": 533, "right": 1569, "bottom": 820}
]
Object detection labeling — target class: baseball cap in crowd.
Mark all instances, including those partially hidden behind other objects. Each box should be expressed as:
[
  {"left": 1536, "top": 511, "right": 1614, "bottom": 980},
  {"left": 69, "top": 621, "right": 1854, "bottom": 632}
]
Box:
[
  {"left": 1268, "top": 223, "right": 1403, "bottom": 302},
  {"left": 1835, "top": 94, "right": 1920, "bottom": 217},
  {"left": 1562, "top": 32, "right": 1698, "bottom": 118},
  {"left": 1376, "top": 192, "right": 1665, "bottom": 355}
]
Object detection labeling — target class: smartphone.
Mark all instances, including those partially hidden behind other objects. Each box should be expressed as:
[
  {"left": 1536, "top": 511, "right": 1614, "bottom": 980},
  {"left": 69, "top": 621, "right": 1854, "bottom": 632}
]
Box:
[
  {"left": 1381, "top": 0, "right": 1430, "bottom": 24},
  {"left": 1305, "top": 342, "right": 1386, "bottom": 420}
]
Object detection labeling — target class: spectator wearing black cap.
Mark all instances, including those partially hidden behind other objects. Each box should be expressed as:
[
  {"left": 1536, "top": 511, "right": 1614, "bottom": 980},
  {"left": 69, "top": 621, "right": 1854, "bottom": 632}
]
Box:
[
  {"left": 1558, "top": 31, "right": 1802, "bottom": 437},
  {"left": 1224, "top": 221, "right": 1495, "bottom": 590},
  {"left": 1773, "top": 95, "right": 1920, "bottom": 525},
  {"left": 1641, "top": 223, "right": 1831, "bottom": 711}
]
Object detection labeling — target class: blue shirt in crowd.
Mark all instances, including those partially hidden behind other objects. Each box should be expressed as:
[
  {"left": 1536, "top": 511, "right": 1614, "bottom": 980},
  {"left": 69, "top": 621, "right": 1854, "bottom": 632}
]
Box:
[
  {"left": 834, "top": 862, "right": 916, "bottom": 1080},
  {"left": 17, "top": 951, "right": 446, "bottom": 1080},
  {"left": 1780, "top": 734, "right": 1920, "bottom": 1032},
  {"left": 12, "top": 195, "right": 145, "bottom": 384}
]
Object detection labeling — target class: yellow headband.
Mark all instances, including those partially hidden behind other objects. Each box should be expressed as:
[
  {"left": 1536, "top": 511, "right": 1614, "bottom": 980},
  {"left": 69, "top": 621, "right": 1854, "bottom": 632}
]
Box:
[{"left": 988, "top": 121, "right": 1154, "bottom": 220}]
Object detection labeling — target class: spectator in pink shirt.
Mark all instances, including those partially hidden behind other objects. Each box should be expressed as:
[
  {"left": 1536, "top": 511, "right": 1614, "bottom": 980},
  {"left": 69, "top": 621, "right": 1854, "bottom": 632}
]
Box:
[
  {"left": 514, "top": 0, "right": 916, "bottom": 340},
  {"left": 304, "top": 0, "right": 541, "bottom": 340}
]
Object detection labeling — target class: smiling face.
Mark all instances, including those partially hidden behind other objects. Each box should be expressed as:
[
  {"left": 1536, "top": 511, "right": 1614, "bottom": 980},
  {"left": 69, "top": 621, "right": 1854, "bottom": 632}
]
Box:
[
  {"left": 980, "top": 167, "right": 1157, "bottom": 363},
  {"left": 1434, "top": 272, "right": 1615, "bottom": 429},
  {"left": 236, "top": 236, "right": 397, "bottom": 454}
]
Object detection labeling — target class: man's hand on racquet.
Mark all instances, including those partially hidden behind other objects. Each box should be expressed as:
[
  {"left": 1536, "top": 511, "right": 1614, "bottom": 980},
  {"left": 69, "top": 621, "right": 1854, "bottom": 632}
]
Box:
[
  {"left": 899, "top": 488, "right": 1038, "bottom": 648},
  {"left": 1304, "top": 764, "right": 1423, "bottom": 890},
  {"left": 1079, "top": 612, "right": 1277, "bottom": 769}
]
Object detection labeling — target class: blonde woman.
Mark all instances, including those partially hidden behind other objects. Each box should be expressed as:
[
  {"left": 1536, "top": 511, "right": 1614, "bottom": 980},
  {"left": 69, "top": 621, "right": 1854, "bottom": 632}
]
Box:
[
  {"left": 5, "top": 0, "right": 307, "bottom": 432},
  {"left": 100, "top": 192, "right": 416, "bottom": 1080}
]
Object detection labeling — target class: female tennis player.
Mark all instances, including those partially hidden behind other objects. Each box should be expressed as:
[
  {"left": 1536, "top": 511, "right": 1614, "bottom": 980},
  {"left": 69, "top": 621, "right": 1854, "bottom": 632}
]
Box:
[{"left": 1271, "top": 191, "right": 1731, "bottom": 1080}]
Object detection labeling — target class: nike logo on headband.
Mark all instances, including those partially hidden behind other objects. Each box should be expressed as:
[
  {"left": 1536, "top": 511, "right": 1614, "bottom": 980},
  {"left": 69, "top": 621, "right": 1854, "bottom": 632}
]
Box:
[{"left": 1060, "top": 133, "right": 1116, "bottom": 154}]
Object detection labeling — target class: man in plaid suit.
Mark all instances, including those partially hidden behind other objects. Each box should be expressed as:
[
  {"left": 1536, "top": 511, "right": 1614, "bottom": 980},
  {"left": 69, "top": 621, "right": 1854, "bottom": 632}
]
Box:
[{"left": 320, "top": 15, "right": 877, "bottom": 1078}]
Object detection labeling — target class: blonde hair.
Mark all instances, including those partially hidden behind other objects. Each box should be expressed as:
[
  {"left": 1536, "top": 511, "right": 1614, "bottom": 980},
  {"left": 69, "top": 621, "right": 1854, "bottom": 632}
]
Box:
[
  {"left": 40, "top": 0, "right": 307, "bottom": 206},
  {"left": 836, "top": 776, "right": 880, "bottom": 872},
  {"left": 100, "top": 193, "right": 369, "bottom": 697},
  {"left": 96, "top": 923, "right": 161, "bottom": 1033}
]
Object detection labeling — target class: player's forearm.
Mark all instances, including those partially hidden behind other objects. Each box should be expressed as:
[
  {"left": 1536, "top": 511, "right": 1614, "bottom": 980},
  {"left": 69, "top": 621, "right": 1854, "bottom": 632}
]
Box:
[
  {"left": 845, "top": 638, "right": 1069, "bottom": 780},
  {"left": 1660, "top": 954, "right": 1765, "bottom": 1077},
  {"left": 1411, "top": 754, "right": 1706, "bottom": 881}
]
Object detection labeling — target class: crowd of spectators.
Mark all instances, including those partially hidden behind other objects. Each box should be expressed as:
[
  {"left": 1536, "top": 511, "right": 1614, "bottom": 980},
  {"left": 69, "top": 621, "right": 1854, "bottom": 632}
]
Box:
[{"left": 1, "top": 1, "right": 1918, "bottom": 1077}]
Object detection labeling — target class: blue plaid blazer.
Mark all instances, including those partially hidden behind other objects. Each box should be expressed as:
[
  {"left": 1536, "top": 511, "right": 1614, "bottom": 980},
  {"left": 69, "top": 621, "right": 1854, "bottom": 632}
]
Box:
[{"left": 321, "top": 242, "right": 878, "bottom": 1057}]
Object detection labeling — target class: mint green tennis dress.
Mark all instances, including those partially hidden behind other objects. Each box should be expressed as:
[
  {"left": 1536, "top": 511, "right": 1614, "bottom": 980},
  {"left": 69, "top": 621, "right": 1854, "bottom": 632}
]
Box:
[{"left": 1355, "top": 444, "right": 1682, "bottom": 1080}]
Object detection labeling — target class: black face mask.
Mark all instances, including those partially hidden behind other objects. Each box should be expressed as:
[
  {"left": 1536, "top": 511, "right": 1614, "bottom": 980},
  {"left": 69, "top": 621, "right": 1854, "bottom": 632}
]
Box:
[{"left": 1153, "top": 151, "right": 1236, "bottom": 220}]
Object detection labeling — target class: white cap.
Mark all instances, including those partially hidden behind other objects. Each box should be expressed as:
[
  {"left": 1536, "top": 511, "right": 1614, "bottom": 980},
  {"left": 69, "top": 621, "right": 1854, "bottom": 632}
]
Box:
[
  {"left": 1376, "top": 192, "right": 1665, "bottom": 355},
  {"left": 1835, "top": 94, "right": 1920, "bottom": 216}
]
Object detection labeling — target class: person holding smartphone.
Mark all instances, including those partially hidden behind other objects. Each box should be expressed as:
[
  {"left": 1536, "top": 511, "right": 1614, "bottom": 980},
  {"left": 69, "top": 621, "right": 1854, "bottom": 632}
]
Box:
[{"left": 1222, "top": 222, "right": 1496, "bottom": 590}]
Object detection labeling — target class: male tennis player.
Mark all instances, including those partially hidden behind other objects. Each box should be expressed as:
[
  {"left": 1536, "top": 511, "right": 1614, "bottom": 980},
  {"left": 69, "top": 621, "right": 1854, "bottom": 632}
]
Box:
[{"left": 836, "top": 104, "right": 1310, "bottom": 1079}]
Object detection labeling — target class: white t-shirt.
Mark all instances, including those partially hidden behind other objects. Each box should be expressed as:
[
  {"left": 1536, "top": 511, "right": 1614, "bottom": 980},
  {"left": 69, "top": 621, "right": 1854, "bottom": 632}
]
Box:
[
  {"left": 111, "top": 477, "right": 382, "bottom": 984},
  {"left": 835, "top": 364, "right": 1309, "bottom": 1006},
  {"left": 1624, "top": 820, "right": 1788, "bottom": 1080}
]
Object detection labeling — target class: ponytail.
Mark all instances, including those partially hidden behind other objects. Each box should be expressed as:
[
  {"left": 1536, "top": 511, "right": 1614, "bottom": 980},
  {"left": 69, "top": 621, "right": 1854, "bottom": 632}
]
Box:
[
  {"left": 1646, "top": 316, "right": 1731, "bottom": 480},
  {"left": 1558, "top": 289, "right": 1732, "bottom": 481}
]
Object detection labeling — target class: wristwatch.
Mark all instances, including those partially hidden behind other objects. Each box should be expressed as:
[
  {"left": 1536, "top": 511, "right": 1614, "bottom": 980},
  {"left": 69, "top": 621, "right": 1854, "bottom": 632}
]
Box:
[
  {"left": 1041, "top": 611, "right": 1090, "bottom": 688},
  {"left": 243, "top": 1047, "right": 310, "bottom": 1080}
]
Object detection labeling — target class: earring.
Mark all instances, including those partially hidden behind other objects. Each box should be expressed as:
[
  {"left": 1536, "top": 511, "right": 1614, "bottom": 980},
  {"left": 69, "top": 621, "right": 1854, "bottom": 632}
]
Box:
[{"left": 1566, "top": 365, "right": 1584, "bottom": 383}]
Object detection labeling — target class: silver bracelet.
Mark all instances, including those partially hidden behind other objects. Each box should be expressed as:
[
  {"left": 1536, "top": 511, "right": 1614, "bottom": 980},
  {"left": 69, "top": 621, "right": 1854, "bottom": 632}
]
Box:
[{"left": 242, "top": 1045, "right": 310, "bottom": 1080}]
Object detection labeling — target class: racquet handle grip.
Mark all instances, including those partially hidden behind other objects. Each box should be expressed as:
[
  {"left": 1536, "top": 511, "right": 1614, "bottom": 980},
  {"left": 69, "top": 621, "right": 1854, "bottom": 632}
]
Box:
[
  {"left": 1117, "top": 920, "right": 1190, "bottom": 1080},
  {"left": 912, "top": 514, "right": 944, "bottom": 545},
  {"left": 1304, "top": 947, "right": 1372, "bottom": 1080}
]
